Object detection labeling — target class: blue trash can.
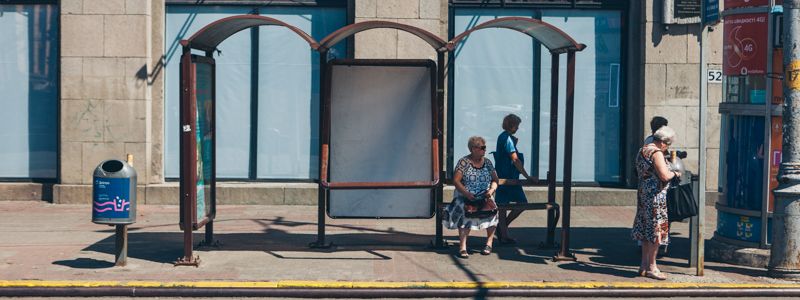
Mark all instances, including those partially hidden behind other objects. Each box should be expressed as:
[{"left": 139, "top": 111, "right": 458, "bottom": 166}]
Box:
[{"left": 92, "top": 159, "right": 137, "bottom": 225}]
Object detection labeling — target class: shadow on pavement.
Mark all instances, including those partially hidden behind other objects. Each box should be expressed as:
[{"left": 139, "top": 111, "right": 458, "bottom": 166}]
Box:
[{"left": 53, "top": 258, "right": 115, "bottom": 269}]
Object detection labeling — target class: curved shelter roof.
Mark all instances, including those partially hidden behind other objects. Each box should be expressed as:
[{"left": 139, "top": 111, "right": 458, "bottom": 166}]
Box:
[
  {"left": 318, "top": 20, "right": 447, "bottom": 51},
  {"left": 448, "top": 17, "right": 586, "bottom": 54},
  {"left": 180, "top": 14, "right": 319, "bottom": 52}
]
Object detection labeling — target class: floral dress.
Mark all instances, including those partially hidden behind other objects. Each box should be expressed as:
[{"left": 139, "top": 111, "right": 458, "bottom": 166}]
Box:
[
  {"left": 442, "top": 156, "right": 500, "bottom": 230},
  {"left": 632, "top": 145, "right": 670, "bottom": 244}
]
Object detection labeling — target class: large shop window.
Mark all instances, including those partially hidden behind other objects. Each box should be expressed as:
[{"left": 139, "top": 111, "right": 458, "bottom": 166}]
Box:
[
  {"left": 0, "top": 4, "right": 59, "bottom": 179},
  {"left": 165, "top": 5, "right": 347, "bottom": 179},
  {"left": 451, "top": 8, "right": 622, "bottom": 184}
]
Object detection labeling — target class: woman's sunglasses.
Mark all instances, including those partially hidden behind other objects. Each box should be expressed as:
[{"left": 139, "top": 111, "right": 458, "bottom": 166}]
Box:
[{"left": 473, "top": 145, "right": 487, "bottom": 150}]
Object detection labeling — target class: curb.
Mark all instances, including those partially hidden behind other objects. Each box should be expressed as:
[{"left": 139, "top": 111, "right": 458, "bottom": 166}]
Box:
[
  {"left": 3, "top": 281, "right": 800, "bottom": 297},
  {"left": 3, "top": 280, "right": 800, "bottom": 289}
]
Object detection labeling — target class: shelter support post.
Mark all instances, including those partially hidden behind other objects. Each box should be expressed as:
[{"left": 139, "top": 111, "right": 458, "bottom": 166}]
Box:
[
  {"left": 433, "top": 51, "right": 447, "bottom": 249},
  {"left": 554, "top": 50, "right": 577, "bottom": 262},
  {"left": 311, "top": 49, "right": 332, "bottom": 249},
  {"left": 176, "top": 46, "right": 199, "bottom": 267},
  {"left": 542, "top": 53, "right": 559, "bottom": 249}
]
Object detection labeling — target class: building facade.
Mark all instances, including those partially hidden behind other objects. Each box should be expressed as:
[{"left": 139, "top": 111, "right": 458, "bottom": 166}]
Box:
[{"left": 0, "top": 0, "right": 723, "bottom": 204}]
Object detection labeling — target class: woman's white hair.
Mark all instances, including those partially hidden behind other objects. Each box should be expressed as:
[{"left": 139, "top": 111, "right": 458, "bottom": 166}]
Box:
[
  {"left": 653, "top": 126, "right": 676, "bottom": 145},
  {"left": 467, "top": 136, "right": 486, "bottom": 150}
]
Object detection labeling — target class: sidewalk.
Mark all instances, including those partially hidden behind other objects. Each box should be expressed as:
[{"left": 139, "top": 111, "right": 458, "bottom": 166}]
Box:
[{"left": 0, "top": 201, "right": 795, "bottom": 289}]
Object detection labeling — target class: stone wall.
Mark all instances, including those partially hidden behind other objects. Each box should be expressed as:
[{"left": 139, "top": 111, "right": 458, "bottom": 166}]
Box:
[
  {"left": 353, "top": 0, "right": 446, "bottom": 60},
  {"left": 642, "top": 1, "right": 724, "bottom": 191},
  {"left": 56, "top": 0, "right": 156, "bottom": 203}
]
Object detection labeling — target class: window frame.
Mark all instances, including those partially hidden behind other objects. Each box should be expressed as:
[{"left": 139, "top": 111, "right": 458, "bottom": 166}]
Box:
[{"left": 446, "top": 0, "right": 629, "bottom": 187}]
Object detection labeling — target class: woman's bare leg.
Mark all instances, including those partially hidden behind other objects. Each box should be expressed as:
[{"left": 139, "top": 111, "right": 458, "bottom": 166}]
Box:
[
  {"left": 458, "top": 228, "right": 470, "bottom": 252},
  {"left": 485, "top": 226, "right": 496, "bottom": 247}
]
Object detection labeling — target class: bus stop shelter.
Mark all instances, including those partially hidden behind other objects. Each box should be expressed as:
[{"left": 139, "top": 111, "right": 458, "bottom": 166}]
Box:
[{"left": 176, "top": 15, "right": 584, "bottom": 266}]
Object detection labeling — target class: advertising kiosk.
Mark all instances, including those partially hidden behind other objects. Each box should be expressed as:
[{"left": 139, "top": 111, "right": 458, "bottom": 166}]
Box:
[{"left": 716, "top": 0, "right": 783, "bottom": 249}]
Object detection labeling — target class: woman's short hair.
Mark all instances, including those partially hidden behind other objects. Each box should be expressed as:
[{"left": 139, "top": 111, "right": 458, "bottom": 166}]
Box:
[
  {"left": 502, "top": 114, "right": 522, "bottom": 131},
  {"left": 650, "top": 116, "right": 668, "bottom": 134},
  {"left": 653, "top": 126, "right": 676, "bottom": 145},
  {"left": 467, "top": 136, "right": 486, "bottom": 150}
]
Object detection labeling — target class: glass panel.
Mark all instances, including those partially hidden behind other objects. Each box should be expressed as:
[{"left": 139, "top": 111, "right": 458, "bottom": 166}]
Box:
[
  {"left": 0, "top": 4, "right": 59, "bottom": 178},
  {"left": 720, "top": 115, "right": 765, "bottom": 211},
  {"left": 256, "top": 8, "right": 346, "bottom": 179},
  {"left": 723, "top": 75, "right": 767, "bottom": 103},
  {"left": 165, "top": 6, "right": 254, "bottom": 178},
  {"left": 539, "top": 10, "right": 622, "bottom": 183},
  {"left": 452, "top": 9, "right": 537, "bottom": 175}
]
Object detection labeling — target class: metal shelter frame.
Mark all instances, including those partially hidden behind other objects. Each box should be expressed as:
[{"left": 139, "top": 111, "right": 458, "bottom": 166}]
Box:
[{"left": 177, "top": 14, "right": 584, "bottom": 265}]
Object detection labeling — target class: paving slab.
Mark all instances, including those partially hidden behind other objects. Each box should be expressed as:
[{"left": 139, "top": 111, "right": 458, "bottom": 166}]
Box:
[{"left": 0, "top": 202, "right": 794, "bottom": 286}]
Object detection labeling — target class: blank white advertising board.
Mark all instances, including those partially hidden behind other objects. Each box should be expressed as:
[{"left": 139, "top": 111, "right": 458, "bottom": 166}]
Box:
[{"left": 328, "top": 60, "right": 435, "bottom": 218}]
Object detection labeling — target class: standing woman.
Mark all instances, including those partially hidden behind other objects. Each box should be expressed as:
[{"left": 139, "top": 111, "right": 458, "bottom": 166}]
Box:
[
  {"left": 632, "top": 126, "right": 680, "bottom": 280},
  {"left": 494, "top": 114, "right": 533, "bottom": 243},
  {"left": 443, "top": 136, "right": 499, "bottom": 258}
]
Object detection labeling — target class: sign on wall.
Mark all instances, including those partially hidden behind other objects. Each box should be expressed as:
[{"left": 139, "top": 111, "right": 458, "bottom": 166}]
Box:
[
  {"left": 723, "top": 13, "right": 768, "bottom": 75},
  {"left": 707, "top": 69, "right": 723, "bottom": 83},
  {"left": 703, "top": 0, "right": 720, "bottom": 25},
  {"left": 663, "top": 0, "right": 701, "bottom": 24}
]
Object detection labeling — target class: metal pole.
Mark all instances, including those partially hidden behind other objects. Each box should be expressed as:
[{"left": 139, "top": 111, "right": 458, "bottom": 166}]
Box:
[
  {"left": 544, "top": 53, "right": 559, "bottom": 249},
  {"left": 311, "top": 49, "right": 331, "bottom": 249},
  {"left": 762, "top": 0, "right": 777, "bottom": 250},
  {"left": 696, "top": 20, "right": 709, "bottom": 276},
  {"left": 114, "top": 224, "right": 127, "bottom": 266},
  {"left": 434, "top": 51, "right": 446, "bottom": 248},
  {"left": 554, "top": 51, "right": 576, "bottom": 261},
  {"left": 769, "top": 0, "right": 800, "bottom": 280}
]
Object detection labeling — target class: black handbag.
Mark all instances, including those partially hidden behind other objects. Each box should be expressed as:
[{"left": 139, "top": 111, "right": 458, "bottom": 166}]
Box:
[{"left": 666, "top": 178, "right": 698, "bottom": 222}]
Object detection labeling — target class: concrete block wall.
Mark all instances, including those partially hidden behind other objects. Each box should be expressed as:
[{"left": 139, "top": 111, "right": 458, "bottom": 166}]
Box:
[
  {"left": 642, "top": 0, "right": 723, "bottom": 191},
  {"left": 353, "top": 0, "right": 446, "bottom": 60},
  {"left": 56, "top": 0, "right": 155, "bottom": 203}
]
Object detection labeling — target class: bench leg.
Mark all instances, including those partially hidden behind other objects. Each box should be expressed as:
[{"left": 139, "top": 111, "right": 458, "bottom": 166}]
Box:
[{"left": 540, "top": 208, "right": 560, "bottom": 249}]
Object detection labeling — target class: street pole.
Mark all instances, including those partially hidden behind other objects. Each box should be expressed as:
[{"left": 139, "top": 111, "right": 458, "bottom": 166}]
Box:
[
  {"left": 696, "top": 20, "right": 708, "bottom": 277},
  {"left": 769, "top": 0, "right": 800, "bottom": 280}
]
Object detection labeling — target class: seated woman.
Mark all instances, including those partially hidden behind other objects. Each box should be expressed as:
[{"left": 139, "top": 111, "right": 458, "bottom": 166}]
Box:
[{"left": 442, "top": 136, "right": 499, "bottom": 258}]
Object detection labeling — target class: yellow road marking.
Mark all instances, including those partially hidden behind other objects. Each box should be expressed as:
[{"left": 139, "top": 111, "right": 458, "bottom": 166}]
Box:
[{"left": 1, "top": 280, "right": 799, "bottom": 289}]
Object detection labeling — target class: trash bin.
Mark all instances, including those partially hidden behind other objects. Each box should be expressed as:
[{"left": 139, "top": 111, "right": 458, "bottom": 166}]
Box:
[{"left": 92, "top": 159, "right": 137, "bottom": 225}]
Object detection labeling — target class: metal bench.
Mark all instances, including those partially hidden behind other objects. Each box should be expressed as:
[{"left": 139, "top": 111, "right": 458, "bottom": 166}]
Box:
[{"left": 434, "top": 178, "right": 561, "bottom": 248}]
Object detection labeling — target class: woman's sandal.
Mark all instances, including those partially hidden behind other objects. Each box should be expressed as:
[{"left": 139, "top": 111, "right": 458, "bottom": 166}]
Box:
[
  {"left": 637, "top": 268, "right": 646, "bottom": 277},
  {"left": 458, "top": 249, "right": 469, "bottom": 259},
  {"left": 481, "top": 245, "right": 492, "bottom": 255},
  {"left": 644, "top": 270, "right": 667, "bottom": 280}
]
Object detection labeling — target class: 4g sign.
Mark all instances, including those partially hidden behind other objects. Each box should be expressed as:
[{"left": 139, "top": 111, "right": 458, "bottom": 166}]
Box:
[{"left": 723, "top": 13, "right": 768, "bottom": 75}]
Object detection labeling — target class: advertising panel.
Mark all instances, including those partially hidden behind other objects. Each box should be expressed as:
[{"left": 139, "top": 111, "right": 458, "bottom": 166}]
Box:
[
  {"left": 723, "top": 13, "right": 769, "bottom": 75},
  {"left": 195, "top": 62, "right": 213, "bottom": 224}
]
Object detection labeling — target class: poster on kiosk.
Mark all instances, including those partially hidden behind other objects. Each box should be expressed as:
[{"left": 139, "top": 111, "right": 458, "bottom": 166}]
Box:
[{"left": 723, "top": 13, "right": 768, "bottom": 76}]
